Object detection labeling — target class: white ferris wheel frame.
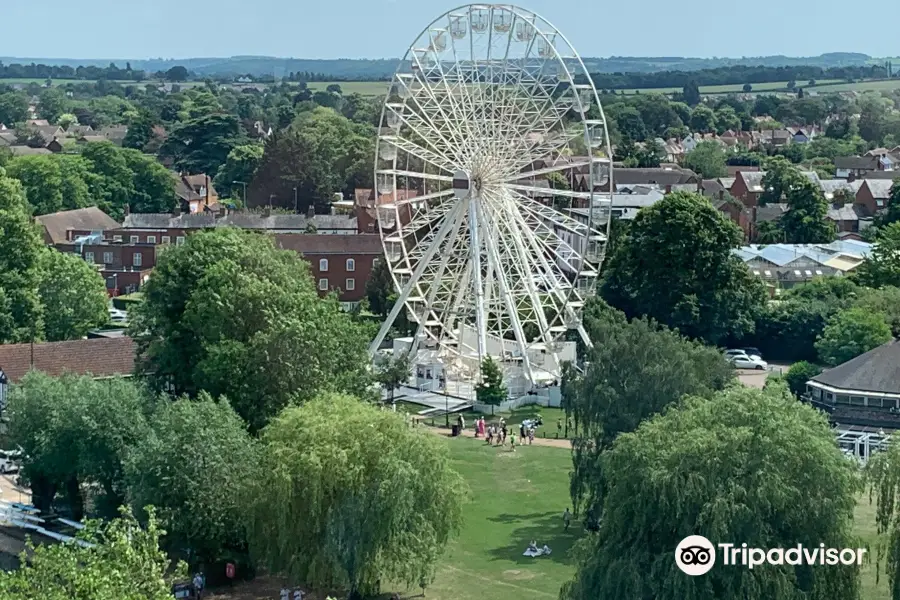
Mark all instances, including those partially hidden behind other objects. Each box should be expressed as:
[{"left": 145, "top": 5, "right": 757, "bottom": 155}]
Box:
[{"left": 368, "top": 3, "right": 614, "bottom": 383}]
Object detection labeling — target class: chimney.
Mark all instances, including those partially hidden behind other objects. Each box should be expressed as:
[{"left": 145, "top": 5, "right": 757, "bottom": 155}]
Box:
[
  {"left": 718, "top": 190, "right": 724, "bottom": 201},
  {"left": 124, "top": 204, "right": 130, "bottom": 216},
  {"left": 847, "top": 172, "right": 856, "bottom": 183},
  {"left": 263, "top": 207, "right": 271, "bottom": 218},
  {"left": 217, "top": 206, "right": 226, "bottom": 218},
  {"left": 664, "top": 184, "right": 672, "bottom": 194},
  {"left": 66, "top": 226, "right": 74, "bottom": 241},
  {"left": 174, "top": 205, "right": 181, "bottom": 217},
  {"left": 307, "top": 205, "right": 315, "bottom": 219}
]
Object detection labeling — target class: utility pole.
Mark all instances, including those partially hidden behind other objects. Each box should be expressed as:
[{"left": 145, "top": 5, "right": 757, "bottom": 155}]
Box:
[{"left": 293, "top": 187, "right": 298, "bottom": 213}]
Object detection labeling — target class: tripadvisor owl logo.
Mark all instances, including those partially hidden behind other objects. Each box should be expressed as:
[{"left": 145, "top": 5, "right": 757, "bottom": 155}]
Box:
[{"left": 675, "top": 535, "right": 716, "bottom": 576}]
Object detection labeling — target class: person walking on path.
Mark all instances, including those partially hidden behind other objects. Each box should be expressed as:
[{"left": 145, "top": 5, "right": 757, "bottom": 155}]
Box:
[{"left": 563, "top": 508, "right": 571, "bottom": 531}]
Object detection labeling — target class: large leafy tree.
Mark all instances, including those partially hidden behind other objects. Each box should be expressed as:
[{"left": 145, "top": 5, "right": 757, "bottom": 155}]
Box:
[
  {"left": 759, "top": 156, "right": 803, "bottom": 205},
  {"left": 130, "top": 228, "right": 373, "bottom": 432},
  {"left": 38, "top": 87, "right": 69, "bottom": 122},
  {"left": 784, "top": 361, "right": 823, "bottom": 397},
  {"left": 569, "top": 300, "right": 733, "bottom": 518},
  {"left": 780, "top": 178, "right": 835, "bottom": 243},
  {"left": 213, "top": 143, "right": 263, "bottom": 201},
  {"left": 250, "top": 108, "right": 373, "bottom": 213},
  {"left": 159, "top": 113, "right": 245, "bottom": 176},
  {"left": 37, "top": 248, "right": 108, "bottom": 341},
  {"left": 125, "top": 394, "right": 258, "bottom": 565},
  {"left": 855, "top": 221, "right": 900, "bottom": 289},
  {"left": 474, "top": 356, "right": 507, "bottom": 407},
  {"left": 0, "top": 508, "right": 184, "bottom": 600},
  {"left": 0, "top": 169, "right": 43, "bottom": 344},
  {"left": 0, "top": 92, "right": 29, "bottom": 126},
  {"left": 815, "top": 307, "right": 892, "bottom": 366},
  {"left": 600, "top": 191, "right": 766, "bottom": 344},
  {"left": 81, "top": 141, "right": 137, "bottom": 220},
  {"left": 247, "top": 393, "right": 466, "bottom": 599},
  {"left": 121, "top": 148, "right": 176, "bottom": 213},
  {"left": 365, "top": 258, "right": 394, "bottom": 318},
  {"left": 683, "top": 140, "right": 727, "bottom": 178},
  {"left": 5, "top": 155, "right": 66, "bottom": 215},
  {"left": 7, "top": 372, "right": 148, "bottom": 518},
  {"left": 562, "top": 386, "right": 861, "bottom": 600}
]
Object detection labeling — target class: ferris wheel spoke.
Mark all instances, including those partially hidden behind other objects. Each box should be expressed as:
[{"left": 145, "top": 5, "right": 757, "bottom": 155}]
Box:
[
  {"left": 507, "top": 158, "right": 593, "bottom": 182},
  {"left": 394, "top": 77, "right": 465, "bottom": 160},
  {"left": 381, "top": 135, "right": 457, "bottom": 174},
  {"left": 408, "top": 59, "right": 470, "bottom": 156},
  {"left": 377, "top": 169, "right": 454, "bottom": 184}
]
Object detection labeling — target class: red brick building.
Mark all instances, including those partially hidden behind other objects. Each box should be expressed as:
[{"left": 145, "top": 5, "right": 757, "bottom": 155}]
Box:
[{"left": 275, "top": 234, "right": 383, "bottom": 306}]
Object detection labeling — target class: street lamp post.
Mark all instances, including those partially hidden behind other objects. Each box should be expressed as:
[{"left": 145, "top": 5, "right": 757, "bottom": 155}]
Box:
[
  {"left": 232, "top": 181, "right": 248, "bottom": 207},
  {"left": 293, "top": 187, "right": 298, "bottom": 213},
  {"left": 0, "top": 368, "right": 8, "bottom": 419}
]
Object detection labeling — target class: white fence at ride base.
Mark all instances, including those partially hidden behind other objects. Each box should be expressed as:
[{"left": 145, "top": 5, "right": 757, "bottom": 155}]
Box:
[{"left": 472, "top": 387, "right": 562, "bottom": 414}]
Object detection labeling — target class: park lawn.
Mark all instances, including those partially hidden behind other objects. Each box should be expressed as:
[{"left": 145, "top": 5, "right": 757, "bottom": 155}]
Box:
[
  {"left": 856, "top": 493, "right": 890, "bottom": 600},
  {"left": 404, "top": 439, "right": 578, "bottom": 600},
  {"left": 619, "top": 79, "right": 843, "bottom": 95},
  {"left": 812, "top": 79, "right": 900, "bottom": 93}
]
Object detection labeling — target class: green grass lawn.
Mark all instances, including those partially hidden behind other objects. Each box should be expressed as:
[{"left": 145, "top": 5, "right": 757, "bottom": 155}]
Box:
[
  {"left": 619, "top": 79, "right": 843, "bottom": 95},
  {"left": 412, "top": 440, "right": 578, "bottom": 600},
  {"left": 811, "top": 79, "right": 900, "bottom": 93},
  {"left": 856, "top": 493, "right": 890, "bottom": 600}
]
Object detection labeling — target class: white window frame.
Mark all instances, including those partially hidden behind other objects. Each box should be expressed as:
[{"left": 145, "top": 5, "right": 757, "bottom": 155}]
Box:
[
  {"left": 133, "top": 252, "right": 142, "bottom": 267},
  {"left": 318, "top": 278, "right": 328, "bottom": 291},
  {"left": 319, "top": 258, "right": 329, "bottom": 272},
  {"left": 103, "top": 251, "right": 113, "bottom": 264},
  {"left": 130, "top": 235, "right": 139, "bottom": 244},
  {"left": 84, "top": 251, "right": 94, "bottom": 263},
  {"left": 346, "top": 278, "right": 355, "bottom": 291},
  {"left": 147, "top": 235, "right": 157, "bottom": 244},
  {"left": 176, "top": 236, "right": 185, "bottom": 245},
  {"left": 161, "top": 235, "right": 171, "bottom": 244},
  {"left": 346, "top": 258, "right": 355, "bottom": 272},
  {"left": 113, "top": 235, "right": 122, "bottom": 242},
  {"left": 373, "top": 257, "right": 380, "bottom": 268}
]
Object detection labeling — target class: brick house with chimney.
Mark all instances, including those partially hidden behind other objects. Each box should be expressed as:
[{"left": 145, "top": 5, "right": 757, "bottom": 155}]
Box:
[{"left": 173, "top": 173, "right": 218, "bottom": 214}]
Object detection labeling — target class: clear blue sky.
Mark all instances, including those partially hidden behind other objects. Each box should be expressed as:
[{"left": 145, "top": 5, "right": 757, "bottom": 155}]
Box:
[{"left": 5, "top": 0, "right": 896, "bottom": 59}]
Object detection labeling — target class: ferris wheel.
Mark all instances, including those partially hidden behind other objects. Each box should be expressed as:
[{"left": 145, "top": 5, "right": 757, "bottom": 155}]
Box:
[{"left": 368, "top": 3, "right": 613, "bottom": 385}]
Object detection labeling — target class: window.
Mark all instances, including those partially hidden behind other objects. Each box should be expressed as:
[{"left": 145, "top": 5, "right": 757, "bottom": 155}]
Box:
[
  {"left": 103, "top": 251, "right": 113, "bottom": 264},
  {"left": 319, "top": 258, "right": 329, "bottom": 271},
  {"left": 346, "top": 258, "right": 355, "bottom": 272},
  {"left": 373, "top": 257, "right": 381, "bottom": 268},
  {"left": 161, "top": 236, "right": 171, "bottom": 244},
  {"left": 318, "top": 278, "right": 328, "bottom": 291},
  {"left": 130, "top": 235, "right": 139, "bottom": 244},
  {"left": 877, "top": 200, "right": 885, "bottom": 208},
  {"left": 147, "top": 235, "right": 157, "bottom": 244},
  {"left": 133, "top": 252, "right": 142, "bottom": 267},
  {"left": 176, "top": 236, "right": 185, "bottom": 245},
  {"left": 804, "top": 270, "right": 813, "bottom": 277},
  {"left": 346, "top": 278, "right": 356, "bottom": 291},
  {"left": 793, "top": 270, "right": 802, "bottom": 277},
  {"left": 84, "top": 251, "right": 94, "bottom": 263},
  {"left": 113, "top": 235, "right": 122, "bottom": 242}
]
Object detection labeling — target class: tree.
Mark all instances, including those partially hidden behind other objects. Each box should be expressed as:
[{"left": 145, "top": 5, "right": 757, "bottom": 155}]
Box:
[
  {"left": 742, "top": 83, "right": 753, "bottom": 93},
  {"left": 38, "top": 87, "right": 69, "bottom": 122},
  {"left": 714, "top": 105, "right": 741, "bottom": 133},
  {"left": 130, "top": 228, "right": 373, "bottom": 432},
  {"left": 569, "top": 301, "right": 733, "bottom": 517},
  {"left": 600, "top": 191, "right": 766, "bottom": 344},
  {"left": 780, "top": 178, "right": 835, "bottom": 243},
  {"left": 122, "top": 111, "right": 156, "bottom": 150},
  {"left": 37, "top": 248, "right": 108, "bottom": 341},
  {"left": 165, "top": 65, "right": 189, "bottom": 82},
  {"left": 125, "top": 394, "right": 258, "bottom": 565},
  {"left": 784, "top": 360, "right": 823, "bottom": 397},
  {"left": 5, "top": 155, "right": 65, "bottom": 215},
  {"left": 213, "top": 143, "right": 263, "bottom": 200},
  {"left": 759, "top": 156, "right": 802, "bottom": 205},
  {"left": 0, "top": 92, "right": 28, "bottom": 125},
  {"left": 246, "top": 393, "right": 466, "bottom": 600},
  {"left": 159, "top": 113, "right": 245, "bottom": 176},
  {"left": 0, "top": 169, "right": 43, "bottom": 344},
  {"left": 121, "top": 148, "right": 177, "bottom": 213},
  {"left": 682, "top": 80, "right": 701, "bottom": 106},
  {"left": 855, "top": 221, "right": 900, "bottom": 289},
  {"left": 366, "top": 258, "right": 394, "bottom": 318},
  {"left": 562, "top": 386, "right": 861, "bottom": 600},
  {"left": 57, "top": 112, "right": 79, "bottom": 130},
  {"left": 683, "top": 139, "right": 727, "bottom": 178},
  {"left": 755, "top": 219, "right": 784, "bottom": 243},
  {"left": 689, "top": 105, "right": 717, "bottom": 133},
  {"left": 81, "top": 141, "right": 136, "bottom": 219},
  {"left": 475, "top": 356, "right": 507, "bottom": 408},
  {"left": 815, "top": 307, "right": 892, "bottom": 366},
  {"left": 864, "top": 436, "right": 900, "bottom": 593},
  {"left": 7, "top": 372, "right": 148, "bottom": 518},
  {"left": 0, "top": 508, "right": 184, "bottom": 600},
  {"left": 373, "top": 351, "right": 411, "bottom": 407}
]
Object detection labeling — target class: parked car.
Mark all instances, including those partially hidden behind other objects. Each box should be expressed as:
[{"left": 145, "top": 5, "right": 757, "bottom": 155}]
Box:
[
  {"left": 741, "top": 347, "right": 763, "bottom": 359},
  {"left": 108, "top": 308, "right": 127, "bottom": 323},
  {"left": 729, "top": 353, "right": 768, "bottom": 370}
]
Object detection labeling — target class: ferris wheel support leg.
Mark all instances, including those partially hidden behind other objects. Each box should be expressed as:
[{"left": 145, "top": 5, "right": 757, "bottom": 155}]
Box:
[
  {"left": 478, "top": 201, "right": 536, "bottom": 385},
  {"left": 368, "top": 202, "right": 464, "bottom": 357},
  {"left": 468, "top": 196, "right": 488, "bottom": 362}
]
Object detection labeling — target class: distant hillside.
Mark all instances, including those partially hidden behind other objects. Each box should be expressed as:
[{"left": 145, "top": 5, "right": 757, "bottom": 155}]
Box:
[{"left": 0, "top": 53, "right": 875, "bottom": 79}]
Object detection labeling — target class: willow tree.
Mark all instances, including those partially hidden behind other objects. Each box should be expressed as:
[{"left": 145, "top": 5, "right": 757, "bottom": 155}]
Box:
[
  {"left": 866, "top": 438, "right": 900, "bottom": 598},
  {"left": 246, "top": 393, "right": 466, "bottom": 599},
  {"left": 562, "top": 385, "right": 862, "bottom": 600},
  {"left": 568, "top": 301, "right": 733, "bottom": 518}
]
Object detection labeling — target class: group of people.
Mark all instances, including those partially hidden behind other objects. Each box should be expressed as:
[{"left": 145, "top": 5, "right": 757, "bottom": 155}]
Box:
[{"left": 462, "top": 416, "right": 541, "bottom": 451}]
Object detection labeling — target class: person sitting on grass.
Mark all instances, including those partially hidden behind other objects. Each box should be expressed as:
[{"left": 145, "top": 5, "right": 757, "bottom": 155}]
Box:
[{"left": 528, "top": 540, "right": 538, "bottom": 554}]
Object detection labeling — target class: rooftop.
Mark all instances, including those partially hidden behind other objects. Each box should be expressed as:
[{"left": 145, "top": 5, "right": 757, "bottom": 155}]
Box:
[
  {"left": 0, "top": 337, "right": 136, "bottom": 383},
  {"left": 35, "top": 207, "right": 121, "bottom": 244},
  {"left": 274, "top": 233, "right": 383, "bottom": 255},
  {"left": 810, "top": 340, "right": 900, "bottom": 395}
]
